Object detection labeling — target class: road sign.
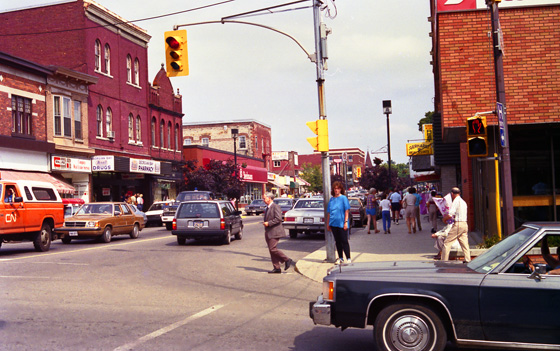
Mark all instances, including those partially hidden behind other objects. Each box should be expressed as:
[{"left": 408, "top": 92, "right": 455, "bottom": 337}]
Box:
[{"left": 497, "top": 102, "right": 507, "bottom": 147}]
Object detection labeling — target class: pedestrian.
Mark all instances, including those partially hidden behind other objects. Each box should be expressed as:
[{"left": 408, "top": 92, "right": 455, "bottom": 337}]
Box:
[
  {"left": 413, "top": 188, "right": 423, "bottom": 231},
  {"left": 136, "top": 194, "right": 144, "bottom": 211},
  {"left": 389, "top": 189, "right": 402, "bottom": 225},
  {"left": 427, "top": 190, "right": 439, "bottom": 233},
  {"left": 326, "top": 181, "right": 351, "bottom": 264},
  {"left": 130, "top": 193, "right": 137, "bottom": 206},
  {"left": 403, "top": 187, "right": 417, "bottom": 234},
  {"left": 262, "top": 192, "right": 295, "bottom": 274},
  {"left": 366, "top": 188, "right": 380, "bottom": 234},
  {"left": 379, "top": 193, "right": 391, "bottom": 234},
  {"left": 441, "top": 187, "right": 471, "bottom": 262}
]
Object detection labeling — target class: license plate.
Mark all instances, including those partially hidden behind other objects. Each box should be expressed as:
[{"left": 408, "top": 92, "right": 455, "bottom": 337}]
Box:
[
  {"left": 69, "top": 231, "right": 78, "bottom": 236},
  {"left": 193, "top": 221, "right": 203, "bottom": 229},
  {"left": 303, "top": 218, "right": 313, "bottom": 224}
]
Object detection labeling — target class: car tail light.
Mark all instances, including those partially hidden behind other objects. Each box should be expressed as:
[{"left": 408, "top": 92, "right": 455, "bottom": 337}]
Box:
[
  {"left": 172, "top": 218, "right": 177, "bottom": 230},
  {"left": 284, "top": 217, "right": 295, "bottom": 222},
  {"left": 322, "top": 281, "right": 335, "bottom": 301},
  {"left": 220, "top": 218, "right": 225, "bottom": 230},
  {"left": 320, "top": 217, "right": 324, "bottom": 222}
]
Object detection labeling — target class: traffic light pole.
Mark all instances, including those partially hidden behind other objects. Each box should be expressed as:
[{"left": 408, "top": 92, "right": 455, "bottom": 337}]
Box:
[
  {"left": 488, "top": 0, "right": 515, "bottom": 235},
  {"left": 313, "top": 0, "right": 335, "bottom": 262}
]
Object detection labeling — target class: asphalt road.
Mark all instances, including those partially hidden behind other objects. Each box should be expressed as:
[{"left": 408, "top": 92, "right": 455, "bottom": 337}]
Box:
[{"left": 0, "top": 217, "right": 506, "bottom": 351}]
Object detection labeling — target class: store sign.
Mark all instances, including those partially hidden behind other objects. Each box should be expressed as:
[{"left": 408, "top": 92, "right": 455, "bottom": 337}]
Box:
[
  {"left": 51, "top": 156, "right": 92, "bottom": 173},
  {"left": 423, "top": 124, "right": 433, "bottom": 143},
  {"left": 130, "top": 158, "right": 161, "bottom": 175},
  {"left": 438, "top": 0, "right": 560, "bottom": 12},
  {"left": 406, "top": 142, "right": 434, "bottom": 156},
  {"left": 272, "top": 151, "right": 289, "bottom": 161},
  {"left": 92, "top": 156, "right": 115, "bottom": 171}
]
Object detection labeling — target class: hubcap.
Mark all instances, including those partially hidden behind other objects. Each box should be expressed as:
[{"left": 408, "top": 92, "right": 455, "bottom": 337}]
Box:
[{"left": 389, "top": 315, "right": 430, "bottom": 351}]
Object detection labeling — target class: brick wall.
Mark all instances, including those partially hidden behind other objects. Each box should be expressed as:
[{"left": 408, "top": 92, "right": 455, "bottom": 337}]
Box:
[{"left": 438, "top": 6, "right": 560, "bottom": 128}]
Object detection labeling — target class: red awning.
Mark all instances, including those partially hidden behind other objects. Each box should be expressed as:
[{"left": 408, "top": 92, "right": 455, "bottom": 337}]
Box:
[
  {"left": 0, "top": 170, "right": 75, "bottom": 195},
  {"left": 239, "top": 165, "right": 267, "bottom": 184},
  {"left": 414, "top": 173, "right": 440, "bottom": 183}
]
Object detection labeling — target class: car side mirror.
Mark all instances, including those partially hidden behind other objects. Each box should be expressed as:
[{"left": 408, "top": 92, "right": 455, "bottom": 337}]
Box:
[
  {"left": 528, "top": 263, "right": 547, "bottom": 280},
  {"left": 14, "top": 196, "right": 23, "bottom": 203}
]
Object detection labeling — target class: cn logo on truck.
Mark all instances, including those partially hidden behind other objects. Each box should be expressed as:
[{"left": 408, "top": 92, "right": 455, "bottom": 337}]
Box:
[
  {"left": 437, "top": 0, "right": 476, "bottom": 12},
  {"left": 5, "top": 213, "right": 17, "bottom": 223}
]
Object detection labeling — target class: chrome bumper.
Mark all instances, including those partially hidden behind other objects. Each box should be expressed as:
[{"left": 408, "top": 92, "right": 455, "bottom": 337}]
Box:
[{"left": 309, "top": 295, "right": 331, "bottom": 326}]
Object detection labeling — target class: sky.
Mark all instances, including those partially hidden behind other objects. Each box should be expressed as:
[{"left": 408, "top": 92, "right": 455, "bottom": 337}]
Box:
[{"left": 9, "top": 0, "right": 434, "bottom": 165}]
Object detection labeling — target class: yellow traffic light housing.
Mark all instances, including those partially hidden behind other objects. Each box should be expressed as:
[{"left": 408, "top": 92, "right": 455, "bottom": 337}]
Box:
[
  {"left": 165, "top": 30, "right": 188, "bottom": 77},
  {"left": 306, "top": 119, "right": 329, "bottom": 152},
  {"left": 466, "top": 115, "right": 488, "bottom": 157}
]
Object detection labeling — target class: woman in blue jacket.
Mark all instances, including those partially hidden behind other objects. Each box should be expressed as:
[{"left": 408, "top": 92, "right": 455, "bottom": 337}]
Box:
[{"left": 326, "top": 181, "right": 351, "bottom": 265}]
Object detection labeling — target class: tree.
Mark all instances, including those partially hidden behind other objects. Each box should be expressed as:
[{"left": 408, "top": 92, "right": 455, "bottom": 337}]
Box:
[
  {"left": 418, "top": 111, "right": 434, "bottom": 132},
  {"left": 359, "top": 161, "right": 412, "bottom": 193},
  {"left": 182, "top": 159, "right": 245, "bottom": 199},
  {"left": 300, "top": 163, "right": 322, "bottom": 193}
]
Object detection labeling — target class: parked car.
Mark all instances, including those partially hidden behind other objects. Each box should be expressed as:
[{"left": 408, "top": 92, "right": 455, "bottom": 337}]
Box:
[
  {"left": 348, "top": 197, "right": 366, "bottom": 227},
  {"left": 161, "top": 203, "right": 179, "bottom": 230},
  {"left": 63, "top": 198, "right": 85, "bottom": 218},
  {"left": 244, "top": 199, "right": 267, "bottom": 216},
  {"left": 129, "top": 204, "right": 147, "bottom": 228},
  {"left": 310, "top": 222, "right": 560, "bottom": 351},
  {"left": 172, "top": 200, "right": 243, "bottom": 245},
  {"left": 54, "top": 202, "right": 144, "bottom": 244},
  {"left": 283, "top": 198, "right": 324, "bottom": 238},
  {"left": 273, "top": 198, "right": 294, "bottom": 219},
  {"left": 144, "top": 201, "right": 173, "bottom": 227}
]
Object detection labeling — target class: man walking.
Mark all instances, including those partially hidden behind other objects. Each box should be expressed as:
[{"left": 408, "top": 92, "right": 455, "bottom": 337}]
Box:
[
  {"left": 441, "top": 187, "right": 471, "bottom": 262},
  {"left": 262, "top": 192, "right": 295, "bottom": 274},
  {"left": 389, "top": 189, "right": 402, "bottom": 224}
]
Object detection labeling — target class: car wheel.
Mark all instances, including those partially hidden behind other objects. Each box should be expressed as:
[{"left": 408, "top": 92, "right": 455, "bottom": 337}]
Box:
[
  {"left": 289, "top": 229, "right": 298, "bottom": 239},
  {"left": 222, "top": 228, "right": 231, "bottom": 245},
  {"left": 235, "top": 226, "right": 243, "bottom": 240},
  {"left": 33, "top": 223, "right": 52, "bottom": 252},
  {"left": 177, "top": 236, "right": 186, "bottom": 245},
  {"left": 374, "top": 303, "right": 447, "bottom": 351},
  {"left": 61, "top": 236, "right": 72, "bottom": 244},
  {"left": 130, "top": 224, "right": 140, "bottom": 239},
  {"left": 165, "top": 223, "right": 172, "bottom": 230},
  {"left": 100, "top": 226, "right": 112, "bottom": 243}
]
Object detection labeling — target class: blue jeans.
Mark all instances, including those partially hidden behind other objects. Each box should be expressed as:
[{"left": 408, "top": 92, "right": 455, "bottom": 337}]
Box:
[{"left": 382, "top": 211, "right": 391, "bottom": 231}]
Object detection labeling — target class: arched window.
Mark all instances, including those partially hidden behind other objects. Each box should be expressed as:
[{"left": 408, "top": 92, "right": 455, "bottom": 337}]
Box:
[
  {"left": 105, "top": 107, "right": 112, "bottom": 136},
  {"left": 175, "top": 124, "right": 179, "bottom": 150},
  {"left": 160, "top": 120, "right": 165, "bottom": 149},
  {"left": 136, "top": 115, "right": 141, "bottom": 142},
  {"left": 167, "top": 121, "right": 172, "bottom": 149},
  {"left": 151, "top": 117, "right": 156, "bottom": 147},
  {"left": 134, "top": 58, "right": 140, "bottom": 85},
  {"left": 94, "top": 40, "right": 101, "bottom": 71},
  {"left": 126, "top": 55, "right": 132, "bottom": 83},
  {"left": 96, "top": 105, "right": 103, "bottom": 136},
  {"left": 128, "top": 114, "right": 134, "bottom": 141},
  {"left": 104, "top": 44, "right": 111, "bottom": 75}
]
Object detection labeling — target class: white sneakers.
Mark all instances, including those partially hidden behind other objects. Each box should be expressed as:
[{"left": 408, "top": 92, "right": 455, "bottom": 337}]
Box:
[{"left": 335, "top": 258, "right": 352, "bottom": 265}]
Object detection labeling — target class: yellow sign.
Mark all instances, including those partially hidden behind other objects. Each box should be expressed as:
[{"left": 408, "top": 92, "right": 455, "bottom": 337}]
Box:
[
  {"left": 406, "top": 142, "right": 433, "bottom": 156},
  {"left": 423, "top": 124, "right": 433, "bottom": 142}
]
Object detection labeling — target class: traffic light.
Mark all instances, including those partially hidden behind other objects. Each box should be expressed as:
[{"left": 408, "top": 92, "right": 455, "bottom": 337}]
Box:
[
  {"left": 164, "top": 30, "right": 188, "bottom": 77},
  {"left": 466, "top": 115, "right": 488, "bottom": 157},
  {"left": 306, "top": 119, "right": 329, "bottom": 152}
]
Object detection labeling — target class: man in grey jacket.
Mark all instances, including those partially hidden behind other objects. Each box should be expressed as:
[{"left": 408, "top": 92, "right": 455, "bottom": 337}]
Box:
[{"left": 262, "top": 192, "right": 295, "bottom": 274}]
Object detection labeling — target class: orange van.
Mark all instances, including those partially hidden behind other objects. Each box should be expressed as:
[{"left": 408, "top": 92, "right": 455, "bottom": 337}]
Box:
[{"left": 0, "top": 178, "right": 64, "bottom": 252}]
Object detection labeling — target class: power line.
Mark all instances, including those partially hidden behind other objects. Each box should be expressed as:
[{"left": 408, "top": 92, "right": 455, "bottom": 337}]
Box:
[{"left": 0, "top": 0, "right": 235, "bottom": 37}]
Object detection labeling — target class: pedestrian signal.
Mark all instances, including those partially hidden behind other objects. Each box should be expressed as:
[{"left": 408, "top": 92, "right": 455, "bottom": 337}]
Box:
[
  {"left": 306, "top": 119, "right": 329, "bottom": 152},
  {"left": 165, "top": 30, "right": 188, "bottom": 77},
  {"left": 466, "top": 115, "right": 488, "bottom": 157}
]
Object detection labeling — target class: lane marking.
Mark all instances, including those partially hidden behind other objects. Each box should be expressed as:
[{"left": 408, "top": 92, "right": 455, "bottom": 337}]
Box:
[{"left": 113, "top": 304, "right": 224, "bottom": 351}]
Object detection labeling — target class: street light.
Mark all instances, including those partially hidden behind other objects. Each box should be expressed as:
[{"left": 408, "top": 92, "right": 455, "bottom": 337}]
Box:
[
  {"left": 231, "top": 128, "right": 239, "bottom": 211},
  {"left": 383, "top": 100, "right": 392, "bottom": 191}
]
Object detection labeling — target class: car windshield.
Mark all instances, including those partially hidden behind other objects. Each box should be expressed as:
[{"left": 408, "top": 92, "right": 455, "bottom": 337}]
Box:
[
  {"left": 349, "top": 199, "right": 360, "bottom": 206},
  {"left": 250, "top": 200, "right": 265, "bottom": 205},
  {"left": 177, "top": 203, "right": 219, "bottom": 218},
  {"left": 76, "top": 204, "right": 113, "bottom": 215},
  {"left": 467, "top": 226, "right": 538, "bottom": 273},
  {"left": 274, "top": 199, "right": 292, "bottom": 206},
  {"left": 147, "top": 203, "right": 163, "bottom": 211},
  {"left": 294, "top": 200, "right": 323, "bottom": 209}
]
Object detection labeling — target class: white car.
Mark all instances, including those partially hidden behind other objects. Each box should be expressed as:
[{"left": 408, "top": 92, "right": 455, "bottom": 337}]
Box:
[
  {"left": 144, "top": 201, "right": 174, "bottom": 227},
  {"left": 283, "top": 198, "right": 324, "bottom": 239}
]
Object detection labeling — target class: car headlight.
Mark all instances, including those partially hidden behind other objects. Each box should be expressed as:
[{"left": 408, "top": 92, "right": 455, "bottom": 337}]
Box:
[{"left": 86, "top": 221, "right": 99, "bottom": 228}]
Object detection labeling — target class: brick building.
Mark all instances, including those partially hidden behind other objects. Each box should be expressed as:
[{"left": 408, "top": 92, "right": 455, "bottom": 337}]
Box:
[
  {"left": 0, "top": 1, "right": 183, "bottom": 206},
  {"left": 430, "top": 0, "right": 560, "bottom": 235},
  {"left": 299, "top": 148, "right": 366, "bottom": 189}
]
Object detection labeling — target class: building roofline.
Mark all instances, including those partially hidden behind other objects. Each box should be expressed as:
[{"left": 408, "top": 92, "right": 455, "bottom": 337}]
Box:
[
  {"left": 0, "top": 0, "right": 75, "bottom": 14},
  {"left": 182, "top": 119, "right": 271, "bottom": 129},
  {"left": 0, "top": 51, "right": 53, "bottom": 76}
]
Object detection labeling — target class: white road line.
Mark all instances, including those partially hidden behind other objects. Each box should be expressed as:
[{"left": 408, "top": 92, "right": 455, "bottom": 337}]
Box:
[{"left": 113, "top": 304, "right": 224, "bottom": 351}]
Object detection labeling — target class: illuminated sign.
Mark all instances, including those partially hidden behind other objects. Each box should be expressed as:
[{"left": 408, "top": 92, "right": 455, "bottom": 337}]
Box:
[
  {"left": 51, "top": 156, "right": 92, "bottom": 173},
  {"left": 130, "top": 158, "right": 161, "bottom": 175},
  {"left": 92, "top": 156, "right": 114, "bottom": 172}
]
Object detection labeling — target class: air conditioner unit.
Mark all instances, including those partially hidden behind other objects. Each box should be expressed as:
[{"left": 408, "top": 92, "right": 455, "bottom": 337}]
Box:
[{"left": 107, "top": 131, "right": 115, "bottom": 139}]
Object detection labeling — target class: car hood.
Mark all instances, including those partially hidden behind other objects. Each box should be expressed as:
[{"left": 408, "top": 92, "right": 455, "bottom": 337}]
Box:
[
  {"left": 65, "top": 214, "right": 111, "bottom": 221},
  {"left": 329, "top": 260, "right": 475, "bottom": 277}
]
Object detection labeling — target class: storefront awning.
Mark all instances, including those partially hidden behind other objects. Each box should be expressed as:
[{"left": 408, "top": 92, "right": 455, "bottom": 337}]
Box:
[
  {"left": 0, "top": 170, "right": 75, "bottom": 194},
  {"left": 268, "top": 178, "right": 288, "bottom": 189},
  {"left": 295, "top": 177, "right": 310, "bottom": 186},
  {"left": 414, "top": 173, "right": 440, "bottom": 183},
  {"left": 239, "top": 165, "right": 267, "bottom": 184}
]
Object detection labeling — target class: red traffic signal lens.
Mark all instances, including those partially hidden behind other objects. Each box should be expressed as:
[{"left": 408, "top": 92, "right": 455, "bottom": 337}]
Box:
[{"left": 166, "top": 37, "right": 180, "bottom": 49}]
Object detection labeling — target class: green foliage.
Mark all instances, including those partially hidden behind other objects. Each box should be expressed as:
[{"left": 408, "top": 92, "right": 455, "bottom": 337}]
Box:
[
  {"left": 418, "top": 111, "right": 434, "bottom": 132},
  {"left": 300, "top": 163, "right": 323, "bottom": 193},
  {"left": 477, "top": 234, "right": 502, "bottom": 249},
  {"left": 181, "top": 159, "right": 245, "bottom": 200},
  {"left": 360, "top": 162, "right": 412, "bottom": 193}
]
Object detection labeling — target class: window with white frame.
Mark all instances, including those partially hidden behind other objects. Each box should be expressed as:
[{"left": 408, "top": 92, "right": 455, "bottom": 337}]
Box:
[
  {"left": 104, "top": 44, "right": 111, "bottom": 75},
  {"left": 184, "top": 138, "right": 192, "bottom": 145},
  {"left": 74, "top": 101, "right": 82, "bottom": 140},
  {"left": 63, "top": 97, "right": 71, "bottom": 137},
  {"left": 175, "top": 124, "right": 179, "bottom": 150},
  {"left": 105, "top": 107, "right": 112, "bottom": 136},
  {"left": 273, "top": 160, "right": 281, "bottom": 167},
  {"left": 12, "top": 95, "right": 32, "bottom": 136},
  {"left": 201, "top": 137, "right": 209, "bottom": 147},
  {"left": 53, "top": 96, "right": 71, "bottom": 137},
  {"left": 96, "top": 105, "right": 103, "bottom": 137},
  {"left": 238, "top": 135, "right": 246, "bottom": 149},
  {"left": 128, "top": 114, "right": 134, "bottom": 141},
  {"left": 151, "top": 117, "right": 156, "bottom": 146},
  {"left": 134, "top": 58, "right": 139, "bottom": 85},
  {"left": 136, "top": 116, "right": 141, "bottom": 142},
  {"left": 167, "top": 121, "right": 172, "bottom": 149},
  {"left": 126, "top": 55, "right": 132, "bottom": 83},
  {"left": 160, "top": 120, "right": 165, "bottom": 148},
  {"left": 95, "top": 40, "right": 101, "bottom": 72}
]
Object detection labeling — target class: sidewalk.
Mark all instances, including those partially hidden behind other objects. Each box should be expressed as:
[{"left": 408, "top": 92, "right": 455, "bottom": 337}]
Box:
[{"left": 295, "top": 219, "right": 480, "bottom": 283}]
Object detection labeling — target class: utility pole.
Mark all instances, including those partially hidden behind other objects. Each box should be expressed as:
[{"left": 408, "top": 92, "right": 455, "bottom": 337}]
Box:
[
  {"left": 313, "top": 0, "right": 335, "bottom": 262},
  {"left": 487, "top": 0, "right": 515, "bottom": 235}
]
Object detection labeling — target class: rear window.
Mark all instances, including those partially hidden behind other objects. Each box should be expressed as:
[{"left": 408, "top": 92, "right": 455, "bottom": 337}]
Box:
[
  {"left": 177, "top": 191, "right": 213, "bottom": 202},
  {"left": 294, "top": 200, "right": 323, "bottom": 209},
  {"left": 349, "top": 199, "right": 360, "bottom": 206},
  {"left": 274, "top": 199, "right": 292, "bottom": 206},
  {"left": 32, "top": 187, "right": 58, "bottom": 201},
  {"left": 250, "top": 199, "right": 265, "bottom": 205},
  {"left": 178, "top": 203, "right": 220, "bottom": 218}
]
